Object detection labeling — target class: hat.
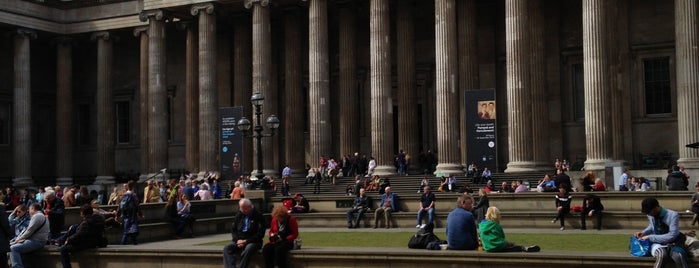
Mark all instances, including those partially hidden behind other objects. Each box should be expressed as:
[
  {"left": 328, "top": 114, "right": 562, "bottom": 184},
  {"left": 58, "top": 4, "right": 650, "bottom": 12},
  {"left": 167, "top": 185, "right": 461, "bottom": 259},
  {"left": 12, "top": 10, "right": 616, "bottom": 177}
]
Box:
[{"left": 641, "top": 197, "right": 659, "bottom": 214}]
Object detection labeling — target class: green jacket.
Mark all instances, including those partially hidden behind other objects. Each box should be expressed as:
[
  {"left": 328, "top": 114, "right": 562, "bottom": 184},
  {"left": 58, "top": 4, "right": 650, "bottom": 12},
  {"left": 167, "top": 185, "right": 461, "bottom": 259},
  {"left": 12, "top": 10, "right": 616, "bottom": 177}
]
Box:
[{"left": 478, "top": 219, "right": 506, "bottom": 252}]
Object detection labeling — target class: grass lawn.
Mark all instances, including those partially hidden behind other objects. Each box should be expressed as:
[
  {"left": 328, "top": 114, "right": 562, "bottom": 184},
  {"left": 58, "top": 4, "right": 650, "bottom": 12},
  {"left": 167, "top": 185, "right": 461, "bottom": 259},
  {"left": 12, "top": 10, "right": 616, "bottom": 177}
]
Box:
[{"left": 202, "top": 232, "right": 629, "bottom": 252}]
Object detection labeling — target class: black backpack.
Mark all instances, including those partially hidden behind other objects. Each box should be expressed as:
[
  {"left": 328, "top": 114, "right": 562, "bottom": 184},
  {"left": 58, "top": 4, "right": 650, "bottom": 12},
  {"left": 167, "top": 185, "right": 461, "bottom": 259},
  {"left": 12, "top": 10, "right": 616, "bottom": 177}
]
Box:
[{"left": 408, "top": 223, "right": 441, "bottom": 249}]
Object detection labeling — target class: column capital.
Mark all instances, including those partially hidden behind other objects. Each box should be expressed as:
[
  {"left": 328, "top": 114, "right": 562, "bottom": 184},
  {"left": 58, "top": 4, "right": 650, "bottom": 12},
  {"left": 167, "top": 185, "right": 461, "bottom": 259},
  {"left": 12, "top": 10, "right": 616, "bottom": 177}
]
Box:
[
  {"left": 91, "top": 31, "right": 118, "bottom": 42},
  {"left": 139, "top": 9, "right": 167, "bottom": 22},
  {"left": 133, "top": 26, "right": 149, "bottom": 37},
  {"left": 245, "top": 0, "right": 270, "bottom": 9},
  {"left": 191, "top": 2, "right": 216, "bottom": 16},
  {"left": 14, "top": 28, "right": 37, "bottom": 40}
]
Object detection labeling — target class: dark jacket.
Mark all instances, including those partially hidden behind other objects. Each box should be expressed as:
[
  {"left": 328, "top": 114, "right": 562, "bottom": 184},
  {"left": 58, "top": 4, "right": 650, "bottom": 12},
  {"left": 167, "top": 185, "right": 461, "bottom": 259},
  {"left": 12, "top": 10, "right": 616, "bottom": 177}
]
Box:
[
  {"left": 0, "top": 205, "right": 11, "bottom": 253},
  {"left": 667, "top": 171, "right": 689, "bottom": 191},
  {"left": 43, "top": 197, "right": 65, "bottom": 236},
  {"left": 583, "top": 195, "right": 604, "bottom": 212},
  {"left": 66, "top": 214, "right": 106, "bottom": 249},
  {"left": 230, "top": 208, "right": 266, "bottom": 245}
]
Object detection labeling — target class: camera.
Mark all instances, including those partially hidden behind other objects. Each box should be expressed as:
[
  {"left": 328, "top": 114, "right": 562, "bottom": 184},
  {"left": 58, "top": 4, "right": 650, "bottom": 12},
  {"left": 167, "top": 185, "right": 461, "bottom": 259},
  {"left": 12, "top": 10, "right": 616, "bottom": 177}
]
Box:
[{"left": 270, "top": 234, "right": 281, "bottom": 242}]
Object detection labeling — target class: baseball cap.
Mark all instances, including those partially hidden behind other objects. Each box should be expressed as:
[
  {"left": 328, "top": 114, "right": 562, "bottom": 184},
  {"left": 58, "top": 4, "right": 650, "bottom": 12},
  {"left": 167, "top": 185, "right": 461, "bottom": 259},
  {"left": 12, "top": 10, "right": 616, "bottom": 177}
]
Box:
[{"left": 641, "top": 197, "right": 659, "bottom": 214}]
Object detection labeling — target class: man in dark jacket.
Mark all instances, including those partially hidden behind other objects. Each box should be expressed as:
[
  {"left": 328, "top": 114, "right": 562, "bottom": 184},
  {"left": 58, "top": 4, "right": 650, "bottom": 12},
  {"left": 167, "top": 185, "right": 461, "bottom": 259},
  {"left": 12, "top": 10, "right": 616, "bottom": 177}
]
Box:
[
  {"left": 347, "top": 188, "right": 371, "bottom": 228},
  {"left": 0, "top": 202, "right": 12, "bottom": 267},
  {"left": 60, "top": 204, "right": 106, "bottom": 268},
  {"left": 223, "top": 198, "right": 266, "bottom": 268},
  {"left": 667, "top": 165, "right": 689, "bottom": 191},
  {"left": 43, "top": 190, "right": 65, "bottom": 239},
  {"left": 580, "top": 194, "right": 604, "bottom": 230}
]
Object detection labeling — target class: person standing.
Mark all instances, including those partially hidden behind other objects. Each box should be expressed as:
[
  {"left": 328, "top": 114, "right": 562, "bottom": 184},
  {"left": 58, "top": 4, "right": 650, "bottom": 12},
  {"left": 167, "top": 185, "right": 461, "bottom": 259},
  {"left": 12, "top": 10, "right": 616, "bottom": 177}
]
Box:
[
  {"left": 223, "top": 198, "right": 266, "bottom": 268},
  {"left": 416, "top": 186, "right": 436, "bottom": 228},
  {"left": 446, "top": 195, "right": 478, "bottom": 250},
  {"left": 373, "top": 187, "right": 398, "bottom": 229},
  {"left": 346, "top": 188, "right": 371, "bottom": 229},
  {"left": 9, "top": 203, "right": 49, "bottom": 268},
  {"left": 667, "top": 165, "right": 689, "bottom": 191},
  {"left": 635, "top": 197, "right": 688, "bottom": 268},
  {"left": 42, "top": 190, "right": 65, "bottom": 239},
  {"left": 117, "top": 180, "right": 140, "bottom": 245},
  {"left": 619, "top": 168, "right": 630, "bottom": 191},
  {"left": 262, "top": 206, "right": 299, "bottom": 268},
  {"left": 59, "top": 204, "right": 105, "bottom": 268}
]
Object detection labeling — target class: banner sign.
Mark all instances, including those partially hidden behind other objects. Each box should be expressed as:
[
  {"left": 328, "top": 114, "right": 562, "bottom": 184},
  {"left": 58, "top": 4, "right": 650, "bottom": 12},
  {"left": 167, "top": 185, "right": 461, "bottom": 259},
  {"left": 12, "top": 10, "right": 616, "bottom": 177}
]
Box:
[
  {"left": 220, "top": 107, "right": 244, "bottom": 180},
  {"left": 465, "top": 89, "right": 498, "bottom": 172}
]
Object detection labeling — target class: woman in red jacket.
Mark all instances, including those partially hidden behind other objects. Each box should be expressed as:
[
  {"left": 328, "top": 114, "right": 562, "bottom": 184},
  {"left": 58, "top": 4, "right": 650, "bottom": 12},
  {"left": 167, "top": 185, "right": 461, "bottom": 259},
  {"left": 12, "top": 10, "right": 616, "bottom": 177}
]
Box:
[{"left": 262, "top": 206, "right": 299, "bottom": 268}]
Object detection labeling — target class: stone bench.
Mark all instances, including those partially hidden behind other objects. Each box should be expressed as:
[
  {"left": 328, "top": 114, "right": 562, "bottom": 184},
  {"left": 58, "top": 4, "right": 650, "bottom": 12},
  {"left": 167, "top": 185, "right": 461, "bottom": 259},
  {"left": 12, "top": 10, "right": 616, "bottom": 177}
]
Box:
[
  {"left": 21, "top": 244, "right": 699, "bottom": 268},
  {"left": 103, "top": 215, "right": 235, "bottom": 244}
]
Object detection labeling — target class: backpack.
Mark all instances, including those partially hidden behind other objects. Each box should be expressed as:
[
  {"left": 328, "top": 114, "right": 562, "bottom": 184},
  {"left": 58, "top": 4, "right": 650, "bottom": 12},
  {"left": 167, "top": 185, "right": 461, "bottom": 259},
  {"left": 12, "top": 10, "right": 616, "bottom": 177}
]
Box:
[
  {"left": 119, "top": 193, "right": 135, "bottom": 218},
  {"left": 408, "top": 223, "right": 441, "bottom": 249}
]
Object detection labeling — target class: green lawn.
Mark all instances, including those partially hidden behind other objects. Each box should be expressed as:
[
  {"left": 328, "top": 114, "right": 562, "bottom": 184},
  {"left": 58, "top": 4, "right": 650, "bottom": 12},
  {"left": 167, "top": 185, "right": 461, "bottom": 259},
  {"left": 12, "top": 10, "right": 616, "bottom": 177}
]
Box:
[{"left": 202, "top": 232, "right": 629, "bottom": 252}]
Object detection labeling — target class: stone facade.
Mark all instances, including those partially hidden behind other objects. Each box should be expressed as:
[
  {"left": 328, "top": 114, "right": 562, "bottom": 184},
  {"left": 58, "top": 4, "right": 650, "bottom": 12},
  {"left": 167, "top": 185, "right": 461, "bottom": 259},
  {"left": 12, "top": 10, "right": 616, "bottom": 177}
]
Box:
[{"left": 0, "top": 0, "right": 695, "bottom": 185}]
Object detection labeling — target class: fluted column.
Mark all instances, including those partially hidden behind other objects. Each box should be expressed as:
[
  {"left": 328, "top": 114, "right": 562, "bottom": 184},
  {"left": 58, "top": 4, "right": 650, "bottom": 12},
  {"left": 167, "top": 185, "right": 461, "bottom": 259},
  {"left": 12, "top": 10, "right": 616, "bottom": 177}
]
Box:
[
  {"left": 284, "top": 11, "right": 305, "bottom": 177},
  {"left": 308, "top": 0, "right": 331, "bottom": 168},
  {"left": 192, "top": 3, "right": 218, "bottom": 177},
  {"left": 338, "top": 6, "right": 359, "bottom": 158},
  {"left": 245, "top": 0, "right": 275, "bottom": 176},
  {"left": 92, "top": 31, "right": 116, "bottom": 184},
  {"left": 504, "top": 0, "right": 535, "bottom": 172},
  {"left": 676, "top": 0, "right": 699, "bottom": 169},
  {"left": 134, "top": 26, "right": 149, "bottom": 182},
  {"left": 370, "top": 0, "right": 397, "bottom": 176},
  {"left": 457, "top": 0, "right": 479, "bottom": 170},
  {"left": 582, "top": 0, "right": 612, "bottom": 171},
  {"left": 396, "top": 0, "right": 418, "bottom": 173},
  {"left": 55, "top": 37, "right": 73, "bottom": 187},
  {"left": 179, "top": 21, "right": 199, "bottom": 173},
  {"left": 233, "top": 16, "right": 253, "bottom": 175},
  {"left": 529, "top": 0, "right": 549, "bottom": 170},
  {"left": 434, "top": 0, "right": 463, "bottom": 175},
  {"left": 140, "top": 10, "right": 168, "bottom": 179},
  {"left": 13, "top": 28, "right": 36, "bottom": 187}
]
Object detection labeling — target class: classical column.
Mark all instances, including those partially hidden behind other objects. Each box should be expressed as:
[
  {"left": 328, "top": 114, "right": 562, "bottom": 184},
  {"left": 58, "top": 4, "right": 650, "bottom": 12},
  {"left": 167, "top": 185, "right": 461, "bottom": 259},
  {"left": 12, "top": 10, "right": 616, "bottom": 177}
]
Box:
[
  {"left": 396, "top": 0, "right": 418, "bottom": 173},
  {"left": 92, "top": 31, "right": 116, "bottom": 185},
  {"left": 582, "top": 0, "right": 612, "bottom": 171},
  {"left": 13, "top": 28, "right": 36, "bottom": 187},
  {"left": 233, "top": 15, "right": 253, "bottom": 175},
  {"left": 245, "top": 0, "right": 275, "bottom": 176},
  {"left": 504, "top": 0, "right": 535, "bottom": 172},
  {"left": 434, "top": 0, "right": 463, "bottom": 175},
  {"left": 192, "top": 3, "right": 218, "bottom": 177},
  {"left": 370, "top": 0, "right": 397, "bottom": 176},
  {"left": 529, "top": 0, "right": 549, "bottom": 170},
  {"left": 179, "top": 21, "right": 199, "bottom": 174},
  {"left": 457, "top": 0, "right": 479, "bottom": 171},
  {"left": 284, "top": 10, "right": 305, "bottom": 177},
  {"left": 338, "top": 5, "right": 359, "bottom": 159},
  {"left": 55, "top": 37, "right": 73, "bottom": 187},
  {"left": 308, "top": 0, "right": 331, "bottom": 169},
  {"left": 133, "top": 27, "right": 149, "bottom": 181},
  {"left": 676, "top": 0, "right": 699, "bottom": 169},
  {"left": 140, "top": 10, "right": 168, "bottom": 180}
]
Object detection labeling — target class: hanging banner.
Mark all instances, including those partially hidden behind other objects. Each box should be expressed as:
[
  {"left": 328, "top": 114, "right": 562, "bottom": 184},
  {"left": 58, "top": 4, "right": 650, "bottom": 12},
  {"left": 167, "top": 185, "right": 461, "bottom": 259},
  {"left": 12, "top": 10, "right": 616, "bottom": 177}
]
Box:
[
  {"left": 465, "top": 89, "right": 498, "bottom": 172},
  {"left": 220, "top": 107, "right": 244, "bottom": 180}
]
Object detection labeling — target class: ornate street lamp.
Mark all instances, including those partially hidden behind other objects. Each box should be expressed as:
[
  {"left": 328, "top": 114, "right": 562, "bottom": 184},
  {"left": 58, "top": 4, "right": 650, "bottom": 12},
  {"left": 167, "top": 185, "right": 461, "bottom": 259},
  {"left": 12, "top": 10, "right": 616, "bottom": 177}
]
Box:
[{"left": 236, "top": 92, "right": 280, "bottom": 182}]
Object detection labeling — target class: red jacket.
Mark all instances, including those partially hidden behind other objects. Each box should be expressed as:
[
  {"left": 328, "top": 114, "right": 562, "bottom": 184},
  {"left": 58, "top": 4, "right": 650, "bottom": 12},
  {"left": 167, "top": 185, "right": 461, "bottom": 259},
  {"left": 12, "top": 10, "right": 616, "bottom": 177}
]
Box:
[{"left": 267, "top": 216, "right": 299, "bottom": 244}]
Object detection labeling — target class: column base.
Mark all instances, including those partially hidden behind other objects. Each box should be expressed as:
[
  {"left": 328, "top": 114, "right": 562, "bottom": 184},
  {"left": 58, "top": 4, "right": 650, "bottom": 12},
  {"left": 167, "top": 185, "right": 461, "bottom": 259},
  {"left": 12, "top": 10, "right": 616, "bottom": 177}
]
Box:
[
  {"left": 263, "top": 169, "right": 279, "bottom": 177},
  {"left": 373, "top": 165, "right": 397, "bottom": 177},
  {"left": 434, "top": 163, "right": 464, "bottom": 176},
  {"left": 55, "top": 177, "right": 74, "bottom": 187},
  {"left": 94, "top": 175, "right": 115, "bottom": 185},
  {"left": 12, "top": 177, "right": 33, "bottom": 187},
  {"left": 504, "top": 161, "right": 539, "bottom": 173},
  {"left": 677, "top": 158, "right": 699, "bottom": 169},
  {"left": 583, "top": 158, "right": 612, "bottom": 171}
]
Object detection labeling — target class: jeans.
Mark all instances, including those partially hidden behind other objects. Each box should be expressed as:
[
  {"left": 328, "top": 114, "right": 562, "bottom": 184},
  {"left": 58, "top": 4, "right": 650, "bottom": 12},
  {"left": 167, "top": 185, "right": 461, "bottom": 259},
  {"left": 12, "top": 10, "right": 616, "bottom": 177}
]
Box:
[
  {"left": 223, "top": 242, "right": 261, "bottom": 268},
  {"left": 417, "top": 207, "right": 435, "bottom": 225},
  {"left": 347, "top": 208, "right": 368, "bottom": 227},
  {"left": 10, "top": 239, "right": 45, "bottom": 268}
]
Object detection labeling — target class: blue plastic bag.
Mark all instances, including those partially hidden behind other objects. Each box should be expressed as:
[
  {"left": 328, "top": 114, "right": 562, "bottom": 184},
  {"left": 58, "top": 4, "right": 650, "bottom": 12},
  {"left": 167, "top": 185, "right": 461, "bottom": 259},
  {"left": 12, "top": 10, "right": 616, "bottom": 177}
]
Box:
[{"left": 630, "top": 236, "right": 651, "bottom": 257}]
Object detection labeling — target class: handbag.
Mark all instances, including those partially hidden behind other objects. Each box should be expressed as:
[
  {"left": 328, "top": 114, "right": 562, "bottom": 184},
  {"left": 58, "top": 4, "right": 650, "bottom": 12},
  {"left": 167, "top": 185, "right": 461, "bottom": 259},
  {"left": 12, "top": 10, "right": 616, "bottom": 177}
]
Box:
[{"left": 630, "top": 236, "right": 651, "bottom": 257}]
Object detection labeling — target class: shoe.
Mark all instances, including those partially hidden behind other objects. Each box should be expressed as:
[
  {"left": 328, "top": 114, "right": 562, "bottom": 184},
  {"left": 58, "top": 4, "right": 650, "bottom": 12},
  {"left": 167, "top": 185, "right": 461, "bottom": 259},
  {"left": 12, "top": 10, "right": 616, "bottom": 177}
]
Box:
[
  {"left": 417, "top": 191, "right": 421, "bottom": 193},
  {"left": 420, "top": 224, "right": 426, "bottom": 228},
  {"left": 416, "top": 224, "right": 421, "bottom": 228},
  {"left": 560, "top": 227, "right": 565, "bottom": 231},
  {"left": 551, "top": 218, "right": 557, "bottom": 224},
  {"left": 525, "top": 245, "right": 540, "bottom": 252}
]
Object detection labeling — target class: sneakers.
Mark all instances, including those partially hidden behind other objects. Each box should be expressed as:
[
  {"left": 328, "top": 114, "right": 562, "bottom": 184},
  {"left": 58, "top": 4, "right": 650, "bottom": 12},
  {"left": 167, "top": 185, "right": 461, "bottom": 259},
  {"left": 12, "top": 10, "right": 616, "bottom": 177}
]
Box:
[
  {"left": 416, "top": 224, "right": 421, "bottom": 228},
  {"left": 551, "top": 218, "right": 557, "bottom": 224},
  {"left": 420, "top": 224, "right": 426, "bottom": 228},
  {"left": 525, "top": 245, "right": 541, "bottom": 252},
  {"left": 560, "top": 227, "right": 565, "bottom": 231}
]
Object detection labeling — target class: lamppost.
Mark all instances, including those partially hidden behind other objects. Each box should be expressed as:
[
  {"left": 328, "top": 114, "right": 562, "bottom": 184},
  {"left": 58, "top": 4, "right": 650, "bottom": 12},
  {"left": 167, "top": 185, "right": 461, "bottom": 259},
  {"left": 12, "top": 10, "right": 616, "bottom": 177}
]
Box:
[{"left": 236, "top": 92, "right": 280, "bottom": 183}]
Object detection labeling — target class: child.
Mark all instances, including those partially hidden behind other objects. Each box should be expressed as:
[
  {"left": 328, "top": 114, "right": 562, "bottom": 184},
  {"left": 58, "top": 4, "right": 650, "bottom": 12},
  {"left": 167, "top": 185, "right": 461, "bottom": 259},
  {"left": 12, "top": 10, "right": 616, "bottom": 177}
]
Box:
[
  {"left": 551, "top": 183, "right": 571, "bottom": 230},
  {"left": 479, "top": 207, "right": 540, "bottom": 252}
]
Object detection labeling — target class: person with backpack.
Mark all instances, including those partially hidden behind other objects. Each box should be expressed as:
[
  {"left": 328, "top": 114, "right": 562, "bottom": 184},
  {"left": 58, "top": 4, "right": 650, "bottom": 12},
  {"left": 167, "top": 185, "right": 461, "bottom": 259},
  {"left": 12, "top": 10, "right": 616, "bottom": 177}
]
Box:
[
  {"left": 59, "top": 204, "right": 106, "bottom": 268},
  {"left": 117, "top": 180, "right": 140, "bottom": 245}
]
